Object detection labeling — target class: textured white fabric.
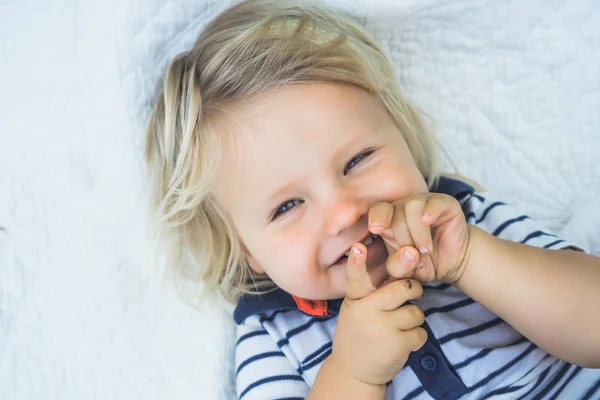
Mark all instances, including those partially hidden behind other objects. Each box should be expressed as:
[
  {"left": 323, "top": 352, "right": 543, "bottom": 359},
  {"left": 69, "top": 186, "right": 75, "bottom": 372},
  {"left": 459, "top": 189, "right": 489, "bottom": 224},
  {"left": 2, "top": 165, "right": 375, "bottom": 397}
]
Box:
[{"left": 1, "top": 0, "right": 599, "bottom": 399}]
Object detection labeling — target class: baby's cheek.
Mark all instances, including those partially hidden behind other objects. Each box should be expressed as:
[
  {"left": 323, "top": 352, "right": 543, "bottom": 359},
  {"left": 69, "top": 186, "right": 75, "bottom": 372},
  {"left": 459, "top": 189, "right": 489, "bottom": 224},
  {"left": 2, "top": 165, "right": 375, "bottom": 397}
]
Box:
[
  {"left": 363, "top": 170, "right": 402, "bottom": 199},
  {"left": 263, "top": 242, "right": 309, "bottom": 278},
  {"left": 254, "top": 224, "right": 324, "bottom": 295}
]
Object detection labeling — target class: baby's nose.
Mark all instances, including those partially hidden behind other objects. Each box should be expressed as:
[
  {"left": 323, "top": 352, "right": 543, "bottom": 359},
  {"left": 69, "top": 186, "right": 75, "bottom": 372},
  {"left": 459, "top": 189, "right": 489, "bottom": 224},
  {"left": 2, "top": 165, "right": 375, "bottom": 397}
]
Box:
[{"left": 323, "top": 195, "right": 368, "bottom": 236}]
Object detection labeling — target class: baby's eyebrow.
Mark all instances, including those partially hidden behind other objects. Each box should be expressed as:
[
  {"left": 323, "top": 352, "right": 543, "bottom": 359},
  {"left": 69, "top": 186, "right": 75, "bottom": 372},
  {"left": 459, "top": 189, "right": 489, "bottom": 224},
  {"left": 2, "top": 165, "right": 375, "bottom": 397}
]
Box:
[{"left": 265, "top": 179, "right": 301, "bottom": 204}]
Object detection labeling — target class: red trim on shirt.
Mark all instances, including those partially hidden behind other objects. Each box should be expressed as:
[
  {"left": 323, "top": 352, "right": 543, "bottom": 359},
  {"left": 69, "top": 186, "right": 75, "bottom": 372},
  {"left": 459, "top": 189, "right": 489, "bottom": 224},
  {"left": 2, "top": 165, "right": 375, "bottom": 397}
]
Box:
[{"left": 291, "top": 295, "right": 329, "bottom": 317}]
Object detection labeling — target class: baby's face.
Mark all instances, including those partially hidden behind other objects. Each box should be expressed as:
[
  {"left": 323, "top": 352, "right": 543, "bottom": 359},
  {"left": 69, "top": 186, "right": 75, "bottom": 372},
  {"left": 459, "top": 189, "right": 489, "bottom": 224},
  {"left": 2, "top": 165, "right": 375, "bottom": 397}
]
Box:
[{"left": 213, "top": 83, "right": 427, "bottom": 300}]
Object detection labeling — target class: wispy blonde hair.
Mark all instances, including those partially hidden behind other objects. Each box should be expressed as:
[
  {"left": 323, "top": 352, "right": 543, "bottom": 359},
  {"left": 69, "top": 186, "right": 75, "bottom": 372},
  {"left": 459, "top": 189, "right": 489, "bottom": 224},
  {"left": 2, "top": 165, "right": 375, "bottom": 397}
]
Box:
[{"left": 145, "top": 0, "right": 440, "bottom": 303}]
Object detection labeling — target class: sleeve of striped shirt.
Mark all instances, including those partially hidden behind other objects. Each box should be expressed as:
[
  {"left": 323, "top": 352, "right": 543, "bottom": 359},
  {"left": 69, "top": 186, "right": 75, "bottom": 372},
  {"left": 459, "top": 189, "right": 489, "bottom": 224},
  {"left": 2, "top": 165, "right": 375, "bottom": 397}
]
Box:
[
  {"left": 463, "top": 192, "right": 585, "bottom": 252},
  {"left": 235, "top": 317, "right": 309, "bottom": 400}
]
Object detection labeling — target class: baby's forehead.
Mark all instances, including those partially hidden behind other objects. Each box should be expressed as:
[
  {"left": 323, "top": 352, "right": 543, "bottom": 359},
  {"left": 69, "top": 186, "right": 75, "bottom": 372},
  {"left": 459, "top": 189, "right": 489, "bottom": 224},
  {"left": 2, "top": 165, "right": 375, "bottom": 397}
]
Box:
[
  {"left": 221, "top": 83, "right": 388, "bottom": 141},
  {"left": 212, "top": 82, "right": 396, "bottom": 197}
]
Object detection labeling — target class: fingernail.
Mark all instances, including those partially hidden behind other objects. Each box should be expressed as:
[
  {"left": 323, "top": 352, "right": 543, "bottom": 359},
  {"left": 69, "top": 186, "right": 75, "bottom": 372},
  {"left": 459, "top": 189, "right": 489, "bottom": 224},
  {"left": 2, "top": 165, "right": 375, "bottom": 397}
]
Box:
[
  {"left": 404, "top": 251, "right": 415, "bottom": 261},
  {"left": 419, "top": 246, "right": 429, "bottom": 254},
  {"left": 352, "top": 246, "right": 362, "bottom": 255},
  {"left": 417, "top": 262, "right": 424, "bottom": 269}
]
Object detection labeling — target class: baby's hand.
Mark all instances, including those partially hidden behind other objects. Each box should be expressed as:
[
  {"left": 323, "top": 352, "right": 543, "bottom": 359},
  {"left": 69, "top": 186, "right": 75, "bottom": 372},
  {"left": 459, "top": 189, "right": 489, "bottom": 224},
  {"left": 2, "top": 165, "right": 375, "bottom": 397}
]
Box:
[
  {"left": 368, "top": 193, "right": 470, "bottom": 284},
  {"left": 330, "top": 242, "right": 427, "bottom": 386}
]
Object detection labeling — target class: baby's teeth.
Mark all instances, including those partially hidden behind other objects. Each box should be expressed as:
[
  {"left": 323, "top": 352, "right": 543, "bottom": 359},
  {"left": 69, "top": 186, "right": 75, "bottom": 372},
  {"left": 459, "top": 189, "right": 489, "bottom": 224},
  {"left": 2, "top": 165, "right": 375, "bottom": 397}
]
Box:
[{"left": 343, "top": 235, "right": 378, "bottom": 259}]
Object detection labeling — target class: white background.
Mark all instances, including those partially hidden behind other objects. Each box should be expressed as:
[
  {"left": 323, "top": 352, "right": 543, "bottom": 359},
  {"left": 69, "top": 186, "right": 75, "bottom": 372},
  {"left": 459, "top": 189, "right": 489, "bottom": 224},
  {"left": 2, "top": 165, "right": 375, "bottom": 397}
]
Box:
[{"left": 1, "top": 0, "right": 599, "bottom": 399}]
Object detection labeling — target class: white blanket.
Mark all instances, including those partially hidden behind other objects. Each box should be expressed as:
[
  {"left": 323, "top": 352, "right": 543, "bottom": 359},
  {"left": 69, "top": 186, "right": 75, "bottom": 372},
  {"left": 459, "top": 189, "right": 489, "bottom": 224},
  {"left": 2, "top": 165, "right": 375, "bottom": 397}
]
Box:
[{"left": 1, "top": 0, "right": 599, "bottom": 399}]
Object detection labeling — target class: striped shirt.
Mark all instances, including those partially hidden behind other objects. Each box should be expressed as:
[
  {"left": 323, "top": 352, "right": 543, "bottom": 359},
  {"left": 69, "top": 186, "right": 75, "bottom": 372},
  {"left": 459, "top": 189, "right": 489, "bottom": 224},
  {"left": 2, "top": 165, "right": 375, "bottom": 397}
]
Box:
[{"left": 233, "top": 177, "right": 600, "bottom": 400}]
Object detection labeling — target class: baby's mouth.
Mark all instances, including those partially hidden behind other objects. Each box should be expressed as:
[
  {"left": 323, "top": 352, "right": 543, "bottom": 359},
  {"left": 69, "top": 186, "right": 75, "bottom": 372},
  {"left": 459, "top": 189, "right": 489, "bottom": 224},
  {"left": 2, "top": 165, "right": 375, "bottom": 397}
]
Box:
[
  {"left": 334, "top": 234, "right": 379, "bottom": 264},
  {"left": 342, "top": 234, "right": 376, "bottom": 257}
]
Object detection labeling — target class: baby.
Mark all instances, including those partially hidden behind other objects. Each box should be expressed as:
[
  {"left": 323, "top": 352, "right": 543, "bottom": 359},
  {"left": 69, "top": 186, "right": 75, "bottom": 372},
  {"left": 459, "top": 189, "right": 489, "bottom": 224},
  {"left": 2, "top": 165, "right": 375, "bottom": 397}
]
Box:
[{"left": 144, "top": 0, "right": 600, "bottom": 399}]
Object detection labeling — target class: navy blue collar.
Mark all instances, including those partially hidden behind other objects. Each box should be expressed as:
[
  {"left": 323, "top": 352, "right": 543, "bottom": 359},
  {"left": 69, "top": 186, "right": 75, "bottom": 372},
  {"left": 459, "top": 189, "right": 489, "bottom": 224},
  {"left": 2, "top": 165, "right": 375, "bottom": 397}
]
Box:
[{"left": 233, "top": 176, "right": 474, "bottom": 324}]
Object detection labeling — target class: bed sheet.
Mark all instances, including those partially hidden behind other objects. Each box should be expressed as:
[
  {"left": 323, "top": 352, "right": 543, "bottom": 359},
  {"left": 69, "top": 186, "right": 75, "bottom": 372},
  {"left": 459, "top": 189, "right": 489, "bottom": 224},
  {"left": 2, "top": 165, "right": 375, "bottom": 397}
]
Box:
[{"left": 1, "top": 0, "right": 599, "bottom": 399}]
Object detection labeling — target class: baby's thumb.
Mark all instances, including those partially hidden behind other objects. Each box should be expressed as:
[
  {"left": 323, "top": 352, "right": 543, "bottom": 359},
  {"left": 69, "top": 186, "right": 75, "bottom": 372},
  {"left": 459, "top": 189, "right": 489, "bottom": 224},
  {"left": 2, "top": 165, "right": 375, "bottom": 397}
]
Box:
[
  {"left": 386, "top": 246, "right": 420, "bottom": 280},
  {"left": 345, "top": 243, "right": 376, "bottom": 300}
]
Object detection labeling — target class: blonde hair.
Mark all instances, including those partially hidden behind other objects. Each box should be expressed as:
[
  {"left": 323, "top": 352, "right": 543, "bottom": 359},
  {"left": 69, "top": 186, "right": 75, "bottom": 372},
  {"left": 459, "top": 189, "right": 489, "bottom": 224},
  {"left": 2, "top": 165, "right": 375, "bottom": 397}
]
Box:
[{"left": 145, "top": 0, "right": 441, "bottom": 303}]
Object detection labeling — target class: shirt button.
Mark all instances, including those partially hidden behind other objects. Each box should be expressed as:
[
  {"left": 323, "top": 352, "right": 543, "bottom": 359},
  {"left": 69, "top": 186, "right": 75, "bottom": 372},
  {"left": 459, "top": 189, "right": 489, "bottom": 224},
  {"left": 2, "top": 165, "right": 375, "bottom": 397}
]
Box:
[{"left": 420, "top": 354, "right": 438, "bottom": 372}]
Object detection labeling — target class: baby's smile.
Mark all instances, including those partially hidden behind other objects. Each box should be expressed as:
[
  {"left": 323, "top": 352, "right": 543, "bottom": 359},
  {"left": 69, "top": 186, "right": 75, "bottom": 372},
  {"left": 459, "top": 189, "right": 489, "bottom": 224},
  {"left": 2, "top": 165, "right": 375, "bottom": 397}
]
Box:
[
  {"left": 213, "top": 82, "right": 427, "bottom": 300},
  {"left": 330, "top": 234, "right": 388, "bottom": 273},
  {"left": 342, "top": 233, "right": 376, "bottom": 258}
]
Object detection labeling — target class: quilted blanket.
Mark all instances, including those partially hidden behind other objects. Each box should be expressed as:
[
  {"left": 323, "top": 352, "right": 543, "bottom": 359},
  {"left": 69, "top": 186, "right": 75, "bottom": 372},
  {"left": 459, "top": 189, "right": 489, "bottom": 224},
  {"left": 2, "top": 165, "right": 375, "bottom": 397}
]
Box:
[{"left": 1, "top": 0, "right": 599, "bottom": 399}]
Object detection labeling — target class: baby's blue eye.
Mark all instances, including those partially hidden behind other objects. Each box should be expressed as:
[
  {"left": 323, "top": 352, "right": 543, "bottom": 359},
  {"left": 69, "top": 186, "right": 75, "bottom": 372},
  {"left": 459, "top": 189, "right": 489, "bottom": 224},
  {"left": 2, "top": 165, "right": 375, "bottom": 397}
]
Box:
[
  {"left": 344, "top": 149, "right": 375, "bottom": 175},
  {"left": 272, "top": 199, "right": 303, "bottom": 220}
]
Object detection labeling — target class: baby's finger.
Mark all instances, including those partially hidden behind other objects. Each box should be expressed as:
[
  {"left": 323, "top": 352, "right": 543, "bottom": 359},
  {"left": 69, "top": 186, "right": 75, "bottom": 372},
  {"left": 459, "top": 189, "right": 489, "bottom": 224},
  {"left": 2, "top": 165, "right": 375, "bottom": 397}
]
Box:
[
  {"left": 386, "top": 246, "right": 419, "bottom": 279},
  {"left": 388, "top": 204, "right": 414, "bottom": 250},
  {"left": 405, "top": 327, "right": 428, "bottom": 352},
  {"left": 368, "top": 202, "right": 394, "bottom": 235},
  {"left": 389, "top": 304, "right": 425, "bottom": 331},
  {"left": 372, "top": 279, "right": 423, "bottom": 311},
  {"left": 413, "top": 252, "right": 436, "bottom": 283},
  {"left": 345, "top": 242, "right": 374, "bottom": 300},
  {"left": 420, "top": 193, "right": 461, "bottom": 228},
  {"left": 405, "top": 197, "right": 433, "bottom": 254}
]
